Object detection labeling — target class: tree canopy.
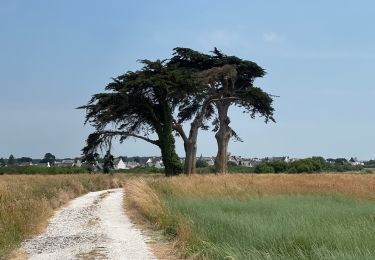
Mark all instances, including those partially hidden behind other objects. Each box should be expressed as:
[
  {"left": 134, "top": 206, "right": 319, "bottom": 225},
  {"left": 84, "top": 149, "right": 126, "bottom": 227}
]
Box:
[
  {"left": 79, "top": 59, "right": 197, "bottom": 176},
  {"left": 170, "top": 47, "right": 275, "bottom": 173},
  {"left": 80, "top": 47, "right": 276, "bottom": 175},
  {"left": 40, "top": 153, "right": 56, "bottom": 165}
]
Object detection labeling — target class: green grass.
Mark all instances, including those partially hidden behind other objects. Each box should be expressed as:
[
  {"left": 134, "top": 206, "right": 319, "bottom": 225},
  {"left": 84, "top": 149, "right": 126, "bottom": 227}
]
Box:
[{"left": 164, "top": 195, "right": 375, "bottom": 259}]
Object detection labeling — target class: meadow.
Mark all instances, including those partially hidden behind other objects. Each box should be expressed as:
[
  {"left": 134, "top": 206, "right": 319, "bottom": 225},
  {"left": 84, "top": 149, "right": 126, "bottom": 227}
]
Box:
[
  {"left": 126, "top": 174, "right": 375, "bottom": 259},
  {"left": 0, "top": 174, "right": 125, "bottom": 258}
]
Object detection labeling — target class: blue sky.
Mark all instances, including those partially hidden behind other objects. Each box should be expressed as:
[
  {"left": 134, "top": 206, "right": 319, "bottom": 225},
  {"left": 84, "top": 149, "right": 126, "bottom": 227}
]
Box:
[{"left": 0, "top": 0, "right": 374, "bottom": 159}]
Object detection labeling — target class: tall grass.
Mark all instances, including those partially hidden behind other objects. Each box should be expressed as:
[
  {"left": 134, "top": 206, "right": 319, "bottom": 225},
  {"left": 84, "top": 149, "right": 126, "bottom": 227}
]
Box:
[
  {"left": 0, "top": 174, "right": 124, "bottom": 258},
  {"left": 0, "top": 166, "right": 89, "bottom": 175},
  {"left": 126, "top": 174, "right": 375, "bottom": 259}
]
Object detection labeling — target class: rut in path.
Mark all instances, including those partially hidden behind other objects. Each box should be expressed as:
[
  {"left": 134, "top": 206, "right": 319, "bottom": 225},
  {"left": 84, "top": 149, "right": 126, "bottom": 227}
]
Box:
[{"left": 22, "top": 188, "right": 155, "bottom": 260}]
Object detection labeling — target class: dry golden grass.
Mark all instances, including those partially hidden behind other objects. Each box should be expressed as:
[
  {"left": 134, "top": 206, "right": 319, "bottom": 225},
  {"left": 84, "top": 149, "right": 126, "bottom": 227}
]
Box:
[
  {"left": 151, "top": 173, "right": 375, "bottom": 199},
  {"left": 124, "top": 179, "right": 186, "bottom": 260},
  {"left": 0, "top": 174, "right": 126, "bottom": 259}
]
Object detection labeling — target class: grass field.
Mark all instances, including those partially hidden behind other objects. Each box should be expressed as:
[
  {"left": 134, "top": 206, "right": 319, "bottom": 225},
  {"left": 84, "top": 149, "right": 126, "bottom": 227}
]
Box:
[
  {"left": 126, "top": 174, "right": 375, "bottom": 259},
  {"left": 0, "top": 174, "right": 126, "bottom": 258}
]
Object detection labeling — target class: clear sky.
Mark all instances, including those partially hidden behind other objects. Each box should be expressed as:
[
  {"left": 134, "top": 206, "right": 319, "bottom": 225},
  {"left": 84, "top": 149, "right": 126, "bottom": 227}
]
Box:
[{"left": 0, "top": 0, "right": 374, "bottom": 160}]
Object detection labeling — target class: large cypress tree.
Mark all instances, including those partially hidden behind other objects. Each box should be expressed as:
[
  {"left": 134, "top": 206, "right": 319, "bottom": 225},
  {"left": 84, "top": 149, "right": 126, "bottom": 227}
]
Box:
[
  {"left": 170, "top": 48, "right": 275, "bottom": 174},
  {"left": 79, "top": 59, "right": 195, "bottom": 176}
]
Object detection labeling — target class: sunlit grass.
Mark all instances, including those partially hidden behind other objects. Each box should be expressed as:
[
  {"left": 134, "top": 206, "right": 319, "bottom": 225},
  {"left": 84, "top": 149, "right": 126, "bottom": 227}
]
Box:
[{"left": 126, "top": 174, "right": 375, "bottom": 259}]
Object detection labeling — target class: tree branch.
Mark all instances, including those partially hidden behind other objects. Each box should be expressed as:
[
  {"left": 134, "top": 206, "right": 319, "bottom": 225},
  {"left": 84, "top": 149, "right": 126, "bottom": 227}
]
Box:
[
  {"left": 173, "top": 121, "right": 188, "bottom": 143},
  {"left": 99, "top": 130, "right": 159, "bottom": 146}
]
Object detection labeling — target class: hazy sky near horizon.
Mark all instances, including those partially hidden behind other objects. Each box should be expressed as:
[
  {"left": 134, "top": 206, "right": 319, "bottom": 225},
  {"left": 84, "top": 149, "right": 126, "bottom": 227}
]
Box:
[{"left": 0, "top": 0, "right": 374, "bottom": 159}]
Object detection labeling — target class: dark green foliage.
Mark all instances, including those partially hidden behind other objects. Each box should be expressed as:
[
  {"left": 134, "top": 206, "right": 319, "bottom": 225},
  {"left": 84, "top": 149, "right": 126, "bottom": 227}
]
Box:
[
  {"left": 196, "top": 159, "right": 209, "bottom": 168},
  {"left": 254, "top": 164, "right": 275, "bottom": 173},
  {"left": 227, "top": 161, "right": 237, "bottom": 167},
  {"left": 79, "top": 59, "right": 196, "bottom": 176},
  {"left": 170, "top": 48, "right": 275, "bottom": 173},
  {"left": 7, "top": 155, "right": 16, "bottom": 166},
  {"left": 170, "top": 47, "right": 275, "bottom": 127},
  {"left": 254, "top": 157, "right": 363, "bottom": 174},
  {"left": 364, "top": 160, "right": 375, "bottom": 168},
  {"left": 103, "top": 150, "right": 114, "bottom": 174},
  {"left": 17, "top": 157, "right": 33, "bottom": 163},
  {"left": 40, "top": 153, "right": 56, "bottom": 165}
]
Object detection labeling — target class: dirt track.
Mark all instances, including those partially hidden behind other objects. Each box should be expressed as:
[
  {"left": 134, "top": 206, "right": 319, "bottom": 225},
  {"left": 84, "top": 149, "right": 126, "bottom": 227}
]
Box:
[{"left": 22, "top": 188, "right": 155, "bottom": 260}]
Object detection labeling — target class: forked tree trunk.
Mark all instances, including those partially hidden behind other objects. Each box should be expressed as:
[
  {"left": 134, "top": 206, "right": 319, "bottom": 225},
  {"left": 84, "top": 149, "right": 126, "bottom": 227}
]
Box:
[
  {"left": 175, "top": 100, "right": 212, "bottom": 175},
  {"left": 214, "top": 101, "right": 231, "bottom": 174}
]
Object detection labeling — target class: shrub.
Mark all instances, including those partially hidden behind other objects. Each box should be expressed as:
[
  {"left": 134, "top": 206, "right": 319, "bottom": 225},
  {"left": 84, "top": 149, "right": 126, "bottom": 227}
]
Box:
[
  {"left": 254, "top": 164, "right": 275, "bottom": 173},
  {"left": 196, "top": 159, "right": 209, "bottom": 168}
]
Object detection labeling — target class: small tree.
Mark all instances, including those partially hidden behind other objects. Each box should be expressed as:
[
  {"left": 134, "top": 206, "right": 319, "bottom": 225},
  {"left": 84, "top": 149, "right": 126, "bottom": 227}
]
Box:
[
  {"left": 8, "top": 155, "right": 16, "bottom": 166},
  {"left": 196, "top": 158, "right": 209, "bottom": 168},
  {"left": 40, "top": 153, "right": 56, "bottom": 165},
  {"left": 79, "top": 59, "right": 195, "bottom": 176},
  {"left": 103, "top": 150, "right": 114, "bottom": 174},
  {"left": 83, "top": 152, "right": 99, "bottom": 173}
]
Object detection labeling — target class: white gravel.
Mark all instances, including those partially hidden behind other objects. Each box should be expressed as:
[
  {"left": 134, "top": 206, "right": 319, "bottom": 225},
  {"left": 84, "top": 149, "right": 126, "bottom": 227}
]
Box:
[{"left": 22, "top": 188, "right": 156, "bottom": 260}]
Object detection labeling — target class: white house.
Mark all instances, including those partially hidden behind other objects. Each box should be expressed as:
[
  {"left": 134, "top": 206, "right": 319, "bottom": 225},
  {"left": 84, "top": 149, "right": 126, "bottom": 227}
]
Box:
[
  {"left": 154, "top": 160, "right": 164, "bottom": 169},
  {"left": 114, "top": 158, "right": 127, "bottom": 170},
  {"left": 74, "top": 159, "right": 82, "bottom": 167},
  {"left": 349, "top": 157, "right": 364, "bottom": 166},
  {"left": 126, "top": 161, "right": 139, "bottom": 169}
]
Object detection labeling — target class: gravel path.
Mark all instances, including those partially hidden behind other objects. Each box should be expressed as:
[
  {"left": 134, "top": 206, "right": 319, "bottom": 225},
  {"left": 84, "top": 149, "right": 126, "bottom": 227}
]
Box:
[{"left": 22, "top": 188, "right": 156, "bottom": 260}]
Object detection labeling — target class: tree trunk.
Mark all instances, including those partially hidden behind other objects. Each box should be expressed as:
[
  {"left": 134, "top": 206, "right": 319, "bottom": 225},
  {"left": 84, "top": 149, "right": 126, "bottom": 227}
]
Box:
[
  {"left": 160, "top": 130, "right": 182, "bottom": 176},
  {"left": 160, "top": 135, "right": 182, "bottom": 176},
  {"left": 214, "top": 101, "right": 231, "bottom": 174},
  {"left": 183, "top": 118, "right": 204, "bottom": 175},
  {"left": 183, "top": 139, "right": 197, "bottom": 175}
]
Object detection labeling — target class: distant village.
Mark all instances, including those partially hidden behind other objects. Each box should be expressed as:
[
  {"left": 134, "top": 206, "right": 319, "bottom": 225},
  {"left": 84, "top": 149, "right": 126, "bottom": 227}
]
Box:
[{"left": 0, "top": 154, "right": 369, "bottom": 170}]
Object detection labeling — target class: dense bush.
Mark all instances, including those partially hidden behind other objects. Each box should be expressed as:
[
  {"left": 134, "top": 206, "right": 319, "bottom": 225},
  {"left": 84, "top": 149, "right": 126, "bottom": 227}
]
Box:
[
  {"left": 196, "top": 159, "right": 209, "bottom": 168},
  {"left": 254, "top": 157, "right": 363, "bottom": 174}
]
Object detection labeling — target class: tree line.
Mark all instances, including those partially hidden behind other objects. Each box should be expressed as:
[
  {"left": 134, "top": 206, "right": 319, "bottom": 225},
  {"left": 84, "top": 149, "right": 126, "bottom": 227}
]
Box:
[
  {"left": 253, "top": 157, "right": 364, "bottom": 173},
  {"left": 79, "top": 47, "right": 275, "bottom": 176}
]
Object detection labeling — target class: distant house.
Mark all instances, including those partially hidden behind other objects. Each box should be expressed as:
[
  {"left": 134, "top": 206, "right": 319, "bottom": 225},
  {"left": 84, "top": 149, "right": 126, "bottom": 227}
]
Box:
[
  {"left": 227, "top": 155, "right": 263, "bottom": 167},
  {"left": 146, "top": 158, "right": 154, "bottom": 167},
  {"left": 144, "top": 157, "right": 164, "bottom": 168},
  {"left": 154, "top": 159, "right": 164, "bottom": 169},
  {"left": 60, "top": 159, "right": 75, "bottom": 167},
  {"left": 228, "top": 156, "right": 240, "bottom": 165},
  {"left": 36, "top": 162, "right": 51, "bottom": 167},
  {"left": 114, "top": 158, "right": 127, "bottom": 170},
  {"left": 239, "top": 158, "right": 261, "bottom": 167},
  {"left": 267, "top": 156, "right": 290, "bottom": 163},
  {"left": 126, "top": 161, "right": 140, "bottom": 169},
  {"left": 74, "top": 159, "right": 82, "bottom": 167},
  {"left": 349, "top": 157, "right": 364, "bottom": 166},
  {"left": 17, "top": 162, "right": 34, "bottom": 167}
]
